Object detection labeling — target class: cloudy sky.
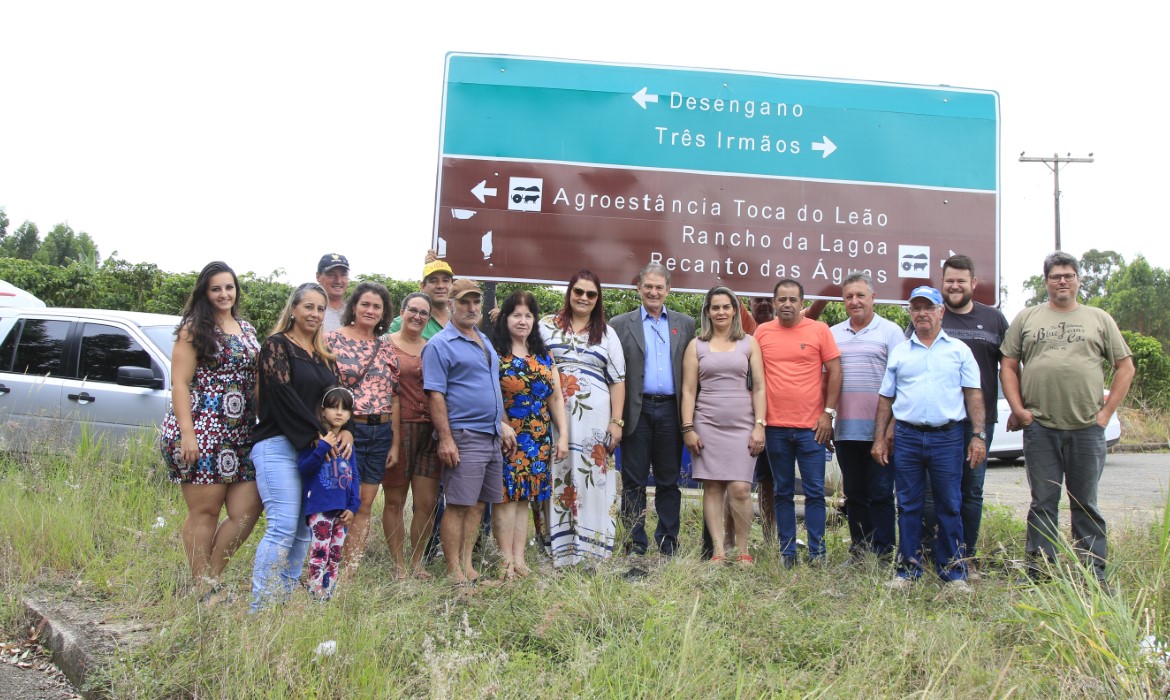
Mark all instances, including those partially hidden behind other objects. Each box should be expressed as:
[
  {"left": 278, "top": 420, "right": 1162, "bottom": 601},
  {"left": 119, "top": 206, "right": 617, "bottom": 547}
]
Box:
[{"left": 1, "top": 1, "right": 1160, "bottom": 316}]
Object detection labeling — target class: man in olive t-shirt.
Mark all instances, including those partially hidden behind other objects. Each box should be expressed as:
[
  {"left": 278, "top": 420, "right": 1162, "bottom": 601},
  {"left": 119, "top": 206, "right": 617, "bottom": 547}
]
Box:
[{"left": 1000, "top": 252, "right": 1134, "bottom": 584}]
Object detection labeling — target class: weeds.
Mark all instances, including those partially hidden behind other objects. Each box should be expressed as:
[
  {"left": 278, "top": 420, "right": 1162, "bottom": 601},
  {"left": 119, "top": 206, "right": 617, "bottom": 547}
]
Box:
[{"left": 1, "top": 439, "right": 1168, "bottom": 698}]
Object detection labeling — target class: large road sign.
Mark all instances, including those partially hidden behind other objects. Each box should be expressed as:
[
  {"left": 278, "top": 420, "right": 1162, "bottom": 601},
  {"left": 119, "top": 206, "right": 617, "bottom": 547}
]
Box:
[{"left": 433, "top": 53, "right": 999, "bottom": 304}]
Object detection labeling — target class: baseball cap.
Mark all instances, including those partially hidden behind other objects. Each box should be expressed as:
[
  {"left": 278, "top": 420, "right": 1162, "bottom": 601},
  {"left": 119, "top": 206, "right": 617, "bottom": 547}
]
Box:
[
  {"left": 422, "top": 259, "right": 454, "bottom": 281},
  {"left": 317, "top": 253, "right": 349, "bottom": 273},
  {"left": 450, "top": 278, "right": 483, "bottom": 300},
  {"left": 909, "top": 286, "right": 943, "bottom": 305}
]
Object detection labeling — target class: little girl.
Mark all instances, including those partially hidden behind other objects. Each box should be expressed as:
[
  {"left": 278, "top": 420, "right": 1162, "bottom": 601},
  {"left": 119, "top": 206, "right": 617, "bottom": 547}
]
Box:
[{"left": 298, "top": 386, "right": 361, "bottom": 600}]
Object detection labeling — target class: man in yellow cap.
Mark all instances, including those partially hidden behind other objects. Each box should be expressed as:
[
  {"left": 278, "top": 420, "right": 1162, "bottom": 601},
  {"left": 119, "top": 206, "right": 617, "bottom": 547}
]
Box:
[{"left": 389, "top": 255, "right": 454, "bottom": 339}]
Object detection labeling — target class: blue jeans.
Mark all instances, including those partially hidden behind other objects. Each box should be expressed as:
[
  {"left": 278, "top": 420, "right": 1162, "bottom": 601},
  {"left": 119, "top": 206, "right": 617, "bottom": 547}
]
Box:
[
  {"left": 835, "top": 440, "right": 895, "bottom": 556},
  {"left": 893, "top": 422, "right": 966, "bottom": 581},
  {"left": 765, "top": 427, "right": 826, "bottom": 559},
  {"left": 1023, "top": 422, "right": 1108, "bottom": 576},
  {"left": 922, "top": 421, "right": 996, "bottom": 560},
  {"left": 250, "top": 436, "right": 311, "bottom": 611},
  {"left": 351, "top": 420, "right": 392, "bottom": 484}
]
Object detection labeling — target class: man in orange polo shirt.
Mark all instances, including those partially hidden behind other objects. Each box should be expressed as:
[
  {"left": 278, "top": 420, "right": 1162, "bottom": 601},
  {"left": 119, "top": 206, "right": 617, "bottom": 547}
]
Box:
[{"left": 755, "top": 278, "right": 842, "bottom": 567}]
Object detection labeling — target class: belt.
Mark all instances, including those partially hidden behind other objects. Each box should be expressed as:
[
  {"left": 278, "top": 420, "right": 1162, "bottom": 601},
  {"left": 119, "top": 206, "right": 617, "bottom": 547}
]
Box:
[
  {"left": 898, "top": 420, "right": 959, "bottom": 433},
  {"left": 642, "top": 394, "right": 676, "bottom": 402},
  {"left": 354, "top": 413, "right": 392, "bottom": 425}
]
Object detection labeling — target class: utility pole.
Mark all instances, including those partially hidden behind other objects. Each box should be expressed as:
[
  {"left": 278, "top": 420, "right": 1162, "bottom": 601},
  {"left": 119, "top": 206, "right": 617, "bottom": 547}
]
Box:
[{"left": 1018, "top": 152, "right": 1094, "bottom": 251}]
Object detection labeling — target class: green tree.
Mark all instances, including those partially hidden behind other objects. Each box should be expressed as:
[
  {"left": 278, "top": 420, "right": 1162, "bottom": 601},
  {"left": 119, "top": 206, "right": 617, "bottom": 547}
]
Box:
[
  {"left": 1, "top": 221, "right": 41, "bottom": 260},
  {"left": 1101, "top": 255, "right": 1170, "bottom": 348},
  {"left": 1118, "top": 330, "right": 1170, "bottom": 409},
  {"left": 1079, "top": 249, "right": 1125, "bottom": 301},
  {"left": 238, "top": 271, "right": 294, "bottom": 340},
  {"left": 34, "top": 223, "right": 100, "bottom": 267},
  {"left": 0, "top": 207, "right": 8, "bottom": 243}
]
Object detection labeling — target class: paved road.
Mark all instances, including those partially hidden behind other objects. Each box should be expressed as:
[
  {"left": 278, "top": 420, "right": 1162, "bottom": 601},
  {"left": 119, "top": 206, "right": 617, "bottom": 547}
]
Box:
[{"left": 984, "top": 451, "right": 1170, "bottom": 527}]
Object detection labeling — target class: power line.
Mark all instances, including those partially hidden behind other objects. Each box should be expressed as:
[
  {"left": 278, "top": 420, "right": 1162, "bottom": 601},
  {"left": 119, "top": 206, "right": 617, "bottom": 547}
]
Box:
[{"left": 1018, "top": 152, "right": 1094, "bottom": 251}]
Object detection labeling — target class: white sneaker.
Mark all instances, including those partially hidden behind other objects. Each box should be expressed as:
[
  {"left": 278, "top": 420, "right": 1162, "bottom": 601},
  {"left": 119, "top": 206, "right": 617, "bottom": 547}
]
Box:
[
  {"left": 944, "top": 579, "right": 974, "bottom": 595},
  {"left": 884, "top": 576, "right": 913, "bottom": 590}
]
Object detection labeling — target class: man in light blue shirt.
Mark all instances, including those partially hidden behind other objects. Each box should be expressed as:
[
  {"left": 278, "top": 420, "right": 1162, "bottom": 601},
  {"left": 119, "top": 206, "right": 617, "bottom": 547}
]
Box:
[
  {"left": 609, "top": 263, "right": 696, "bottom": 561},
  {"left": 423, "top": 278, "right": 516, "bottom": 585},
  {"left": 873, "top": 286, "right": 985, "bottom": 591}
]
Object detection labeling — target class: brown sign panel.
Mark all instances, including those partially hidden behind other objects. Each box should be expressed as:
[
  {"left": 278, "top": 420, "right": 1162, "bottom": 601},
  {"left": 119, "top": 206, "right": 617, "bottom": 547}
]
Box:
[{"left": 436, "top": 157, "right": 997, "bottom": 304}]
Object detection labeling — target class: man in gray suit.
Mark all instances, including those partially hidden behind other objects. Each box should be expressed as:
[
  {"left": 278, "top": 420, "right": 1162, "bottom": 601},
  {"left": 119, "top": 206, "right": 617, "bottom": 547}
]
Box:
[{"left": 609, "top": 263, "right": 696, "bottom": 560}]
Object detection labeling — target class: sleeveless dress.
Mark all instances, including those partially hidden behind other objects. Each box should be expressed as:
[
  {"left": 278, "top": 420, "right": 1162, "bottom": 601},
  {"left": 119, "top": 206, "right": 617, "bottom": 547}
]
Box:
[
  {"left": 539, "top": 315, "right": 626, "bottom": 567},
  {"left": 498, "top": 351, "right": 556, "bottom": 502},
  {"left": 691, "top": 338, "right": 755, "bottom": 482},
  {"left": 161, "top": 320, "right": 261, "bottom": 484}
]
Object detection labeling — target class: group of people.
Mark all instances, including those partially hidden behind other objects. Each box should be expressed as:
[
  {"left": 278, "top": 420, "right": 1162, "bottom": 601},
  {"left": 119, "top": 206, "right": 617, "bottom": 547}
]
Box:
[{"left": 160, "top": 248, "right": 1133, "bottom": 608}]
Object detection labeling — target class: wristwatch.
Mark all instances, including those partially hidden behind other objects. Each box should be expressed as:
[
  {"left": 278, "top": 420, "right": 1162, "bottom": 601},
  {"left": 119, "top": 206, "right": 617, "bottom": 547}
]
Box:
[
  {"left": 611, "top": 418, "right": 625, "bottom": 428},
  {"left": 755, "top": 419, "right": 766, "bottom": 426},
  {"left": 824, "top": 407, "right": 837, "bottom": 419},
  {"left": 974, "top": 430, "right": 987, "bottom": 441}
]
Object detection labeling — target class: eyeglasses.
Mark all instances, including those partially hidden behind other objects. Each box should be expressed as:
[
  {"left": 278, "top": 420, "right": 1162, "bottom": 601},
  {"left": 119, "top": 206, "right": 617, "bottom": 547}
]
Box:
[
  {"left": 1047, "top": 273, "right": 1077, "bottom": 282},
  {"left": 571, "top": 287, "right": 599, "bottom": 300},
  {"left": 404, "top": 307, "right": 431, "bottom": 318},
  {"left": 909, "top": 305, "right": 939, "bottom": 314}
]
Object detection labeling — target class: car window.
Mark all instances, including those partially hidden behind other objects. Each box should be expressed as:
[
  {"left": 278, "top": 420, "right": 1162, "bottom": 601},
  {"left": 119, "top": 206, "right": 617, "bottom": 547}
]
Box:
[
  {"left": 78, "top": 323, "right": 153, "bottom": 383},
  {"left": 142, "top": 325, "right": 178, "bottom": 362},
  {"left": 0, "top": 319, "right": 71, "bottom": 375}
]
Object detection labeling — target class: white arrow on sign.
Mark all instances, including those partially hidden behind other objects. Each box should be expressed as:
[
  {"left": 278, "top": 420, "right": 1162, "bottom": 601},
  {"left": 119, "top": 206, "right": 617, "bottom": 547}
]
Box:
[
  {"left": 940, "top": 250, "right": 957, "bottom": 268},
  {"left": 811, "top": 136, "right": 837, "bottom": 159},
  {"left": 632, "top": 87, "right": 659, "bottom": 110},
  {"left": 471, "top": 180, "right": 497, "bottom": 203}
]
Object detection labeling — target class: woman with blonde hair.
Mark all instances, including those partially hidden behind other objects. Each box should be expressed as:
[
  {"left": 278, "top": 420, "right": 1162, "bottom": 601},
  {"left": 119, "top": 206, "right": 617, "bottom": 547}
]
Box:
[
  {"left": 680, "top": 286, "right": 767, "bottom": 564},
  {"left": 250, "top": 282, "right": 352, "bottom": 611}
]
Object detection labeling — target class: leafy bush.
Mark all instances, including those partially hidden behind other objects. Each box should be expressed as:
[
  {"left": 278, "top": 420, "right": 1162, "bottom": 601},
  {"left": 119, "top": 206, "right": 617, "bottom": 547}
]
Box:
[{"left": 1120, "top": 330, "right": 1170, "bottom": 410}]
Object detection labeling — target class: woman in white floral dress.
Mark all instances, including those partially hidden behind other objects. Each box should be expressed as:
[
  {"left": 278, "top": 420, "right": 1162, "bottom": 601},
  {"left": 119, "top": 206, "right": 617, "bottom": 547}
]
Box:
[{"left": 538, "top": 270, "right": 625, "bottom": 567}]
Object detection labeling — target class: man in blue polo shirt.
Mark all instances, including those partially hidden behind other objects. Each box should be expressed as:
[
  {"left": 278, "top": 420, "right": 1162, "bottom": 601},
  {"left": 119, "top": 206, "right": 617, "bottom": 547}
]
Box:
[
  {"left": 423, "top": 278, "right": 516, "bottom": 585},
  {"left": 872, "top": 286, "right": 985, "bottom": 592}
]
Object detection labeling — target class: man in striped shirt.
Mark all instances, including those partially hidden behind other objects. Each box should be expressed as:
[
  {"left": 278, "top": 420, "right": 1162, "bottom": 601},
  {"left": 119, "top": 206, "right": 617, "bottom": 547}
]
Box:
[{"left": 829, "top": 272, "right": 906, "bottom": 562}]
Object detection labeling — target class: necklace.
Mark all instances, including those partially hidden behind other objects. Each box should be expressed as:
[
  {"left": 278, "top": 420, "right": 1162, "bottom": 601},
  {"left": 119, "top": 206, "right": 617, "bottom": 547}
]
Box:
[{"left": 286, "top": 332, "right": 314, "bottom": 356}]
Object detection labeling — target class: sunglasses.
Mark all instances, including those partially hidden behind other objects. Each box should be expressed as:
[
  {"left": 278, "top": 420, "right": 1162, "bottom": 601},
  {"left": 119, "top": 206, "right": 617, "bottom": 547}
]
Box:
[{"left": 571, "top": 287, "right": 599, "bottom": 300}]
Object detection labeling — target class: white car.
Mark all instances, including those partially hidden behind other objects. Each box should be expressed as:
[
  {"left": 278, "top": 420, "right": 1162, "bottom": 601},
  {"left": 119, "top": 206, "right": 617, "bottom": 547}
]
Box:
[
  {"left": 989, "top": 391, "right": 1122, "bottom": 462},
  {"left": 0, "top": 307, "right": 181, "bottom": 451}
]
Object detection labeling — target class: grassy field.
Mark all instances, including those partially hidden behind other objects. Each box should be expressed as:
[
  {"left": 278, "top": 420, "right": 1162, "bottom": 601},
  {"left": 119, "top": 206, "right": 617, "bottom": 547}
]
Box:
[{"left": 1, "top": 435, "right": 1168, "bottom": 699}]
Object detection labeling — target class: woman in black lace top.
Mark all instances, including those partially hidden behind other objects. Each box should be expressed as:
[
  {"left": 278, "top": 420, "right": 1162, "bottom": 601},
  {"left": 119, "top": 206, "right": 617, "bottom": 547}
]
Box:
[{"left": 249, "top": 282, "right": 353, "bottom": 611}]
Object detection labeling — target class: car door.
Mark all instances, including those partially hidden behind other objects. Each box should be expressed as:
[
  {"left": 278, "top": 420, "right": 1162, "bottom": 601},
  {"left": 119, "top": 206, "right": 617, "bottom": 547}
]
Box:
[
  {"left": 0, "top": 315, "right": 74, "bottom": 451},
  {"left": 60, "top": 320, "right": 170, "bottom": 445}
]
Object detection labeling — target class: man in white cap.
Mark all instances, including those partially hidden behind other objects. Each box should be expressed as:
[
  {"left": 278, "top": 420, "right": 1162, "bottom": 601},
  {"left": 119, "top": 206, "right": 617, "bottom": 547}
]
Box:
[{"left": 873, "top": 286, "right": 985, "bottom": 592}]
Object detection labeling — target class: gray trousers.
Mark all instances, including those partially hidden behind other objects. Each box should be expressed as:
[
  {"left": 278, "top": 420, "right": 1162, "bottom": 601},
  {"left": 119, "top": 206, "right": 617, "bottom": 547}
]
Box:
[{"left": 1023, "top": 422, "right": 1108, "bottom": 575}]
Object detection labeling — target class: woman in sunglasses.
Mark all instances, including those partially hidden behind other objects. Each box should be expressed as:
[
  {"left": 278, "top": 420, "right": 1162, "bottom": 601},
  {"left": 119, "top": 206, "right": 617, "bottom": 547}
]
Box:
[
  {"left": 538, "top": 270, "right": 626, "bottom": 567},
  {"left": 249, "top": 282, "right": 353, "bottom": 611}
]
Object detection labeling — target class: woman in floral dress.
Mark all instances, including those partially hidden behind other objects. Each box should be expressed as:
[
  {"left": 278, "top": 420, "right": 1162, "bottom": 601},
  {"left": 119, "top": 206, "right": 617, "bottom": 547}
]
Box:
[
  {"left": 326, "top": 282, "right": 400, "bottom": 571},
  {"left": 491, "top": 290, "right": 569, "bottom": 578},
  {"left": 538, "top": 270, "right": 625, "bottom": 568},
  {"left": 160, "top": 261, "right": 262, "bottom": 603}
]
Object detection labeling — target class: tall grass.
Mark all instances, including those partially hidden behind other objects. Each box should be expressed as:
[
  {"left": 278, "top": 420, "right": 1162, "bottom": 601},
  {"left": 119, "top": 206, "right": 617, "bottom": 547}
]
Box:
[{"left": 1, "top": 440, "right": 1168, "bottom": 698}]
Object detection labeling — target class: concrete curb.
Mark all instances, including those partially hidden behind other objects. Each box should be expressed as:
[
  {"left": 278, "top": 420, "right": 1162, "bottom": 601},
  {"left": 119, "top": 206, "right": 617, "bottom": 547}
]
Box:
[{"left": 23, "top": 598, "right": 104, "bottom": 700}]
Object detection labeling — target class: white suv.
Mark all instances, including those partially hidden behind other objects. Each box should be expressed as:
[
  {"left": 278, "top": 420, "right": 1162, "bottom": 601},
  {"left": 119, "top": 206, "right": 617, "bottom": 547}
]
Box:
[{"left": 0, "top": 307, "right": 181, "bottom": 451}]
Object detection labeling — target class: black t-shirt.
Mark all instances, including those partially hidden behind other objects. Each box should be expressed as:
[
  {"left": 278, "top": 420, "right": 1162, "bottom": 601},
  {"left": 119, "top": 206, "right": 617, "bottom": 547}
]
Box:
[
  {"left": 942, "top": 303, "right": 1009, "bottom": 424},
  {"left": 253, "top": 333, "right": 341, "bottom": 451}
]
